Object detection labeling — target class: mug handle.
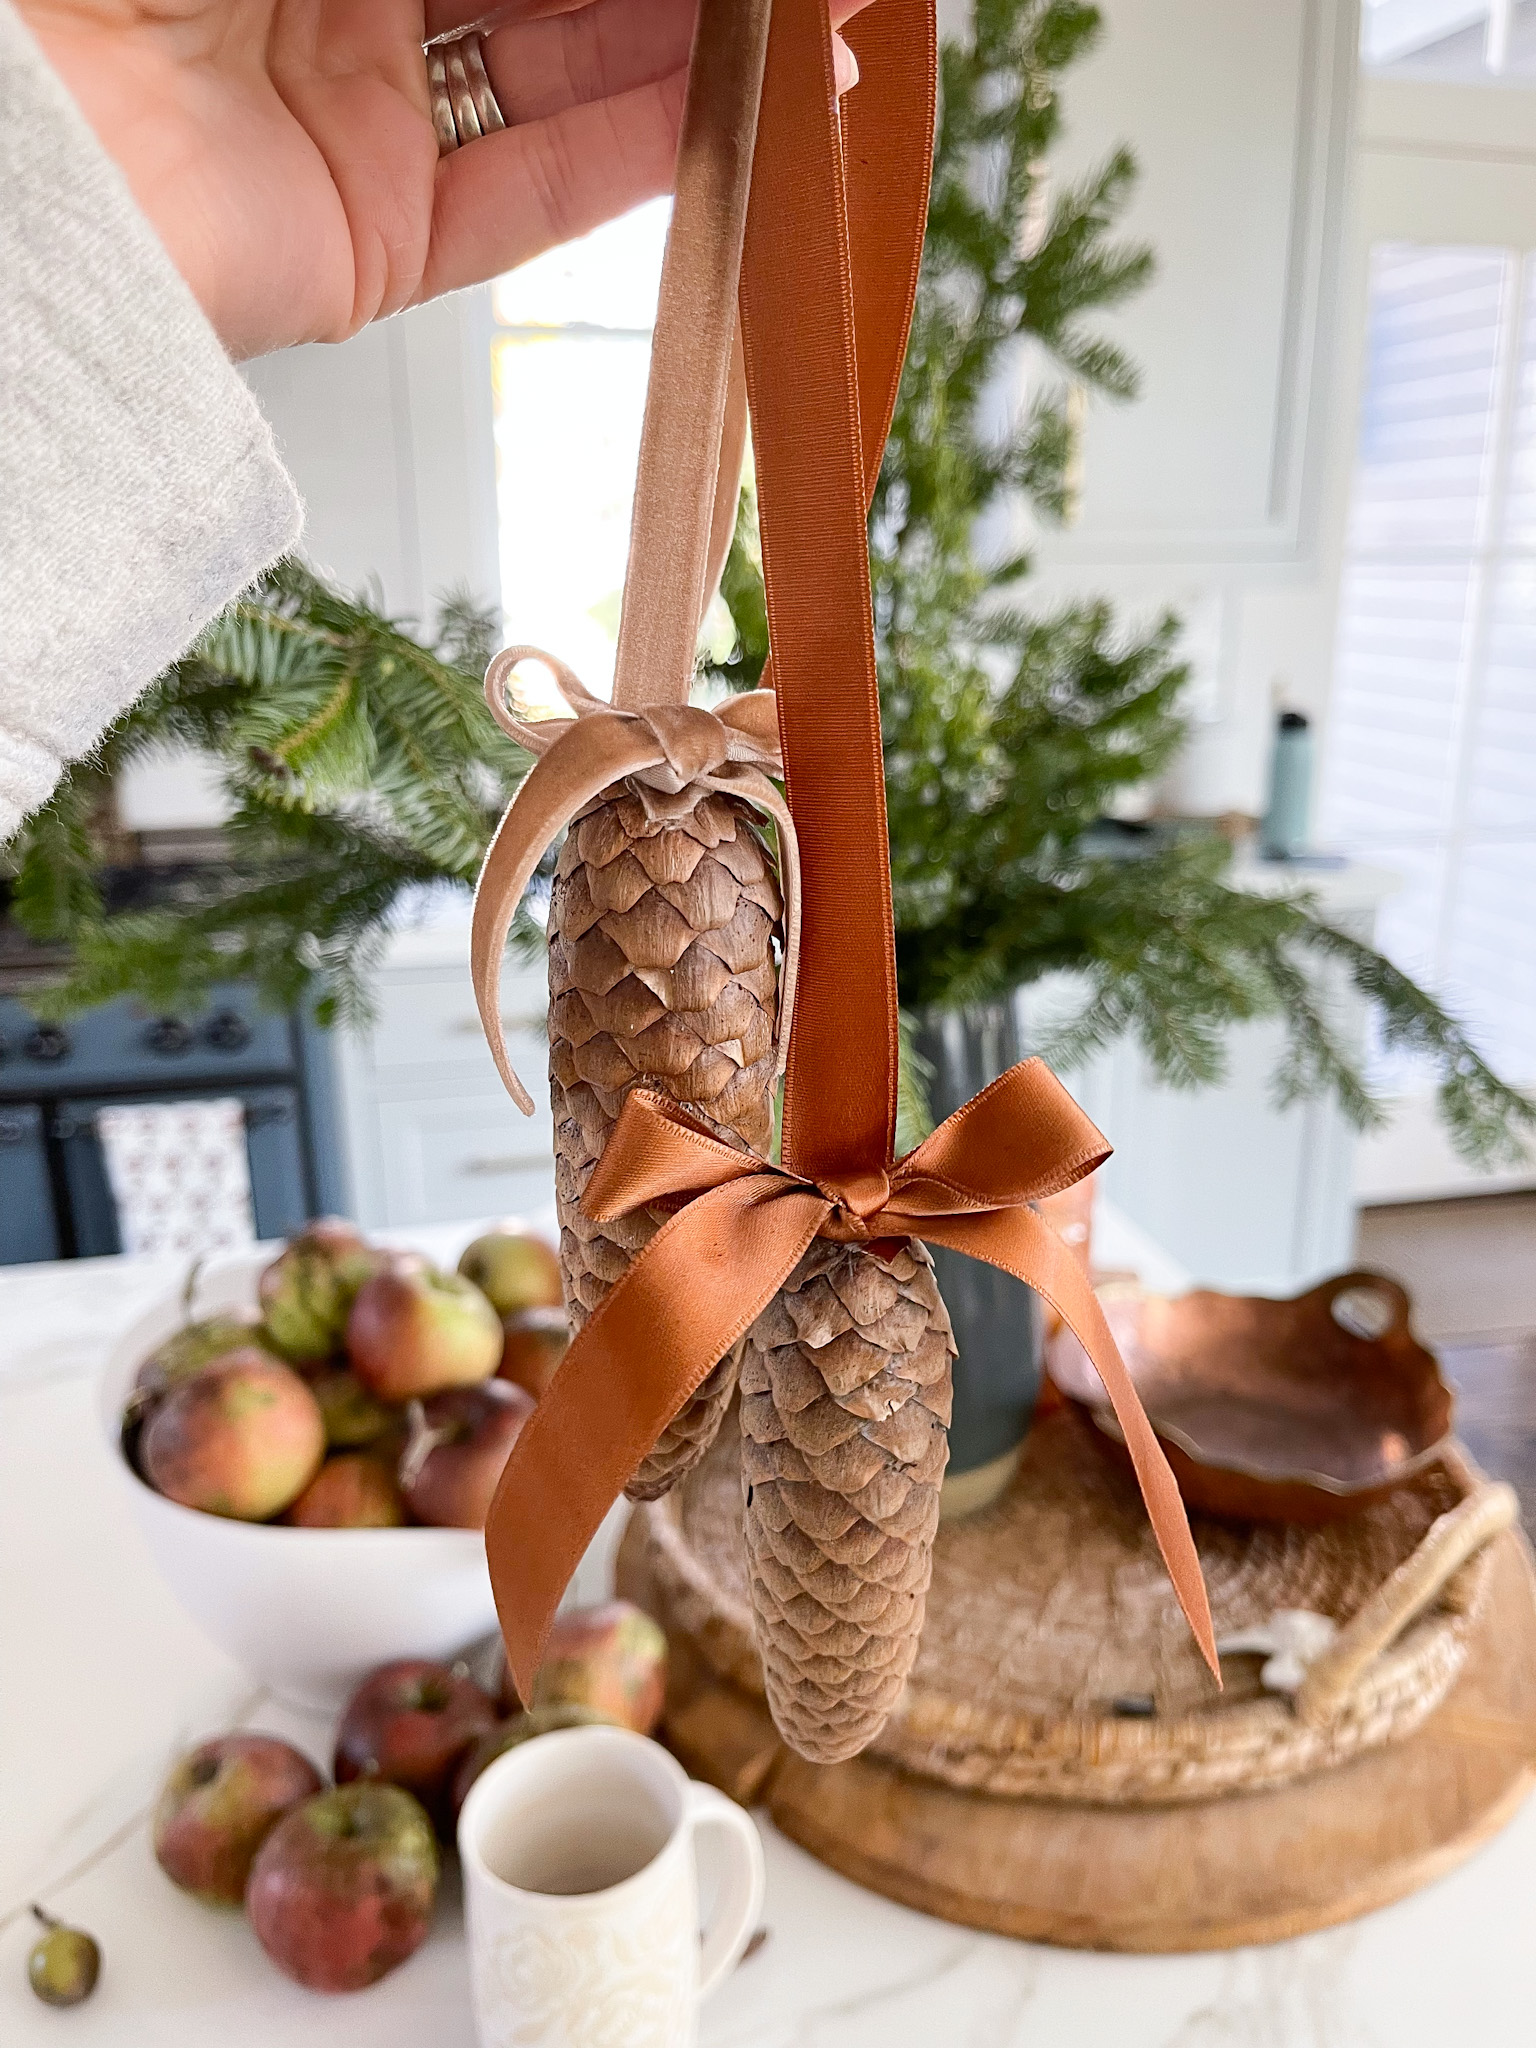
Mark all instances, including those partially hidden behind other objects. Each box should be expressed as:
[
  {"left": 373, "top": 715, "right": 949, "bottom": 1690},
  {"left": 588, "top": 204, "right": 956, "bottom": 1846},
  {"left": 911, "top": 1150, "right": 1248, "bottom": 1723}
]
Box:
[{"left": 685, "top": 1782, "right": 766, "bottom": 2000}]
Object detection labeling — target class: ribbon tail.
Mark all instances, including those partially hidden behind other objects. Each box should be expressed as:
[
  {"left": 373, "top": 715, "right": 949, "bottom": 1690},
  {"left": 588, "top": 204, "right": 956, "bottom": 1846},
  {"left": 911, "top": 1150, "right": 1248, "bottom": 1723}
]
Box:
[
  {"left": 485, "top": 1178, "right": 829, "bottom": 1700},
  {"left": 470, "top": 720, "right": 671, "bottom": 1111},
  {"left": 919, "top": 1208, "right": 1220, "bottom": 1680}
]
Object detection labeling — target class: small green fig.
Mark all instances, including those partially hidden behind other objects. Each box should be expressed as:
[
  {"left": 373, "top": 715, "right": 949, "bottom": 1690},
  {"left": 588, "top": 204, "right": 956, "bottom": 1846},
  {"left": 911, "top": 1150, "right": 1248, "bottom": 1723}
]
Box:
[{"left": 26, "top": 1907, "right": 100, "bottom": 2007}]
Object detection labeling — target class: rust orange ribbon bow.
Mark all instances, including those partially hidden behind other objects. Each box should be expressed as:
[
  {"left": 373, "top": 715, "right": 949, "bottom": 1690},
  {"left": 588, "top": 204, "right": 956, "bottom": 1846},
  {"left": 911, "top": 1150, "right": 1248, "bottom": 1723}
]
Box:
[
  {"left": 482, "top": 0, "right": 1218, "bottom": 1705},
  {"left": 489, "top": 1059, "right": 1218, "bottom": 1700}
]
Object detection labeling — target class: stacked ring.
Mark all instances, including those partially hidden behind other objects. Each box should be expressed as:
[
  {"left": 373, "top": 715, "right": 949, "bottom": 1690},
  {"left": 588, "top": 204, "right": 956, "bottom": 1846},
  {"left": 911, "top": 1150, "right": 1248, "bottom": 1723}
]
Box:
[{"left": 426, "top": 34, "right": 507, "bottom": 156}]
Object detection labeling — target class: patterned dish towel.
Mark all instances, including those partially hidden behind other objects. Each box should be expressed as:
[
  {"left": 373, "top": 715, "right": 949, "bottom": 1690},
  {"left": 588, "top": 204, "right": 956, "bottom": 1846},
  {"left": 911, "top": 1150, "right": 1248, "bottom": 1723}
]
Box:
[{"left": 96, "top": 1097, "right": 257, "bottom": 1257}]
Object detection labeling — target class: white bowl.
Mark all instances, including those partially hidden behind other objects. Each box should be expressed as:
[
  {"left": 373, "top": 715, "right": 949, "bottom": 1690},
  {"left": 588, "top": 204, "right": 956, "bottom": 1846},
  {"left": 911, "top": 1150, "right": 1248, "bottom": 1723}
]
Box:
[{"left": 100, "top": 1250, "right": 499, "bottom": 1713}]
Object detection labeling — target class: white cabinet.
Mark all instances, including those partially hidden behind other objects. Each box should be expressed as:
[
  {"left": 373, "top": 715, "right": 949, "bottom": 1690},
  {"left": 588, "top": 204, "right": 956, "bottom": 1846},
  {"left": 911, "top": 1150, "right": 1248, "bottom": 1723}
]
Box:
[
  {"left": 333, "top": 915, "right": 555, "bottom": 1231},
  {"left": 241, "top": 289, "right": 502, "bottom": 626},
  {"left": 1031, "top": 0, "right": 1358, "bottom": 569},
  {"left": 1015, "top": 0, "right": 1363, "bottom": 822}
]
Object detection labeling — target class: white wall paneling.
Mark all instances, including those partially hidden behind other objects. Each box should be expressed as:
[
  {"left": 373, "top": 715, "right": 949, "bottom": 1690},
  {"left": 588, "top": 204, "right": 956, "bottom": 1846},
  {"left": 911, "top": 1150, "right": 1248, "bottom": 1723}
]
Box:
[
  {"left": 1029, "top": 0, "right": 1360, "bottom": 566},
  {"left": 242, "top": 288, "right": 502, "bottom": 629},
  {"left": 1013, "top": 0, "right": 1363, "bottom": 820}
]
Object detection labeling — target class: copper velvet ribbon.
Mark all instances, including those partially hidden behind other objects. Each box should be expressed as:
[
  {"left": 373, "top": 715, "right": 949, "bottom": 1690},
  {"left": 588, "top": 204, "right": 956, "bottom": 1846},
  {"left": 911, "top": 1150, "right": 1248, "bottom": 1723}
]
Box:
[{"left": 479, "top": 0, "right": 1218, "bottom": 1701}]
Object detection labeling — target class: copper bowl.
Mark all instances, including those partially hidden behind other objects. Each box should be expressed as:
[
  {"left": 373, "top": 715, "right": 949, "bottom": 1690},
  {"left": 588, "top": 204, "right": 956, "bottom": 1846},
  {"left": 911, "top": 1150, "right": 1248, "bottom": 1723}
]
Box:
[{"left": 1046, "top": 1270, "right": 1454, "bottom": 1524}]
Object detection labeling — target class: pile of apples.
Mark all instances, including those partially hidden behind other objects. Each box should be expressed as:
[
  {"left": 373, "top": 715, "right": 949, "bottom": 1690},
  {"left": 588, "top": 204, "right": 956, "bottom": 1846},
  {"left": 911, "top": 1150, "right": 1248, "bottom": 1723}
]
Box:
[
  {"left": 151, "top": 1602, "right": 668, "bottom": 1995},
  {"left": 122, "top": 1219, "right": 571, "bottom": 1530}
]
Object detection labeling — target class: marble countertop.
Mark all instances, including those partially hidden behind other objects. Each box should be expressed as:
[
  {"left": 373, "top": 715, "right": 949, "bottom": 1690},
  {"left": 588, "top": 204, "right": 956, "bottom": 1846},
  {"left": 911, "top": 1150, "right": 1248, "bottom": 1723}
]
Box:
[{"left": 4, "top": 1221, "right": 1535, "bottom": 2046}]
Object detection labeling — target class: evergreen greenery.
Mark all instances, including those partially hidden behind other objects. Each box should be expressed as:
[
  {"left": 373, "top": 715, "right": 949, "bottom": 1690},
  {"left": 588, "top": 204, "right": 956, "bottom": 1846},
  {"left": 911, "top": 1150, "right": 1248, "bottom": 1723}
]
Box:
[
  {"left": 3, "top": 563, "right": 532, "bottom": 1027},
  {"left": 704, "top": 0, "right": 1533, "bottom": 1166},
  {"left": 3, "top": 0, "right": 1530, "bottom": 1167}
]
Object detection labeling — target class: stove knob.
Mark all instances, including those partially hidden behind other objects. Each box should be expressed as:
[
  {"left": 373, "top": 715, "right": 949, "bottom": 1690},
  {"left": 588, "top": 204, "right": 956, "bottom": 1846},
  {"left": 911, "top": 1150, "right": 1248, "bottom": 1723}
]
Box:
[
  {"left": 143, "top": 1016, "right": 194, "bottom": 1058},
  {"left": 202, "top": 1009, "right": 252, "bottom": 1055},
  {"left": 23, "top": 1023, "right": 72, "bottom": 1063}
]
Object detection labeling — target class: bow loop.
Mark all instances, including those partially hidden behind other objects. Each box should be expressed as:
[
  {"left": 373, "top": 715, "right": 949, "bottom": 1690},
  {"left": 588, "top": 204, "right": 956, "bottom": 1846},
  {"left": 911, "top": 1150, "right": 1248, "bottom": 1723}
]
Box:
[
  {"left": 889, "top": 1060, "right": 1114, "bottom": 1218},
  {"left": 583, "top": 1061, "right": 1112, "bottom": 1244}
]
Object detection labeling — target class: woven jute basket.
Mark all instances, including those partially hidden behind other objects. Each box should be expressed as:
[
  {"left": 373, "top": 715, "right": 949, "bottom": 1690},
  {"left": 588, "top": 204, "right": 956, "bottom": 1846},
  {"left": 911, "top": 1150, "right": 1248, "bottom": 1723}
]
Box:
[{"left": 621, "top": 1402, "right": 1517, "bottom": 1804}]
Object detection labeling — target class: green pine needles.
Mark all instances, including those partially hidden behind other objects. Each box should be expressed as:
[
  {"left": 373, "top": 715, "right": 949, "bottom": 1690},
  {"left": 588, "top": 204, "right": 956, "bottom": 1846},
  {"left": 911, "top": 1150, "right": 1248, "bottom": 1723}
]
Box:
[{"left": 4, "top": 562, "right": 532, "bottom": 1028}]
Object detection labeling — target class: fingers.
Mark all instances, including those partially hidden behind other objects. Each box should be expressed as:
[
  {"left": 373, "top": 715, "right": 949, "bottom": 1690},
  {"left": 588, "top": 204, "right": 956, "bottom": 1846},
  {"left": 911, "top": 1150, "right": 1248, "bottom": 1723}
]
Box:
[
  {"left": 425, "top": 0, "right": 870, "bottom": 126},
  {"left": 416, "top": 0, "right": 867, "bottom": 305},
  {"left": 416, "top": 66, "right": 686, "bottom": 303},
  {"left": 479, "top": 0, "right": 696, "bottom": 128},
  {"left": 424, "top": 0, "right": 872, "bottom": 38}
]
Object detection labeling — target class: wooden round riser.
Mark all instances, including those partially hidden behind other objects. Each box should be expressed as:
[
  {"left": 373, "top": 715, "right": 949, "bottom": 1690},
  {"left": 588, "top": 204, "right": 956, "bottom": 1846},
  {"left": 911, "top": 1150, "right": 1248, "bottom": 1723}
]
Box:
[{"left": 616, "top": 1414, "right": 1536, "bottom": 1951}]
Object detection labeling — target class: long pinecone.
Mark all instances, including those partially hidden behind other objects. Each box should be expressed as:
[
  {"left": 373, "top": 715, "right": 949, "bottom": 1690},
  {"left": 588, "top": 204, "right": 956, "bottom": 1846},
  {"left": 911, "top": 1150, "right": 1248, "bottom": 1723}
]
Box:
[
  {"left": 548, "top": 781, "right": 782, "bottom": 1500},
  {"left": 739, "top": 1238, "right": 955, "bottom": 1762}
]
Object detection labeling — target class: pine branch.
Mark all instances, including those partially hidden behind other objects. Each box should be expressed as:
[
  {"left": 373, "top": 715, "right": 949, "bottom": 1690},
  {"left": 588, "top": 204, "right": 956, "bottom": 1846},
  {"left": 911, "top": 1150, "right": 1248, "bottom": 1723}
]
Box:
[{"left": 4, "top": 565, "right": 534, "bottom": 1026}]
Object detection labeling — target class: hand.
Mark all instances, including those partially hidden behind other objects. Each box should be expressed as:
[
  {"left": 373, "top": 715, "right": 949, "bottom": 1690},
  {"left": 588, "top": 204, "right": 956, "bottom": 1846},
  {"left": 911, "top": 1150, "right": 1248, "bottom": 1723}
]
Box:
[{"left": 23, "top": 0, "right": 864, "bottom": 361}]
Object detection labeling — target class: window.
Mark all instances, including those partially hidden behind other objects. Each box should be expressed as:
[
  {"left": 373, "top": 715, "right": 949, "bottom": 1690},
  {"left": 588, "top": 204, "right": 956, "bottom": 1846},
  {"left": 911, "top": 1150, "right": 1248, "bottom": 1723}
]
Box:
[
  {"left": 1319, "top": 243, "right": 1536, "bottom": 1093},
  {"left": 490, "top": 200, "right": 671, "bottom": 698},
  {"left": 1362, "top": 0, "right": 1536, "bottom": 81}
]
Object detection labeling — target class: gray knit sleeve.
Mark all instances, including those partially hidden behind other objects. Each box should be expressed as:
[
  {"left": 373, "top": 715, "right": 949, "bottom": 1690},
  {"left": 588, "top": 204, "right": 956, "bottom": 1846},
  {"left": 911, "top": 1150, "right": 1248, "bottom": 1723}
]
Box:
[{"left": 0, "top": 0, "right": 302, "bottom": 839}]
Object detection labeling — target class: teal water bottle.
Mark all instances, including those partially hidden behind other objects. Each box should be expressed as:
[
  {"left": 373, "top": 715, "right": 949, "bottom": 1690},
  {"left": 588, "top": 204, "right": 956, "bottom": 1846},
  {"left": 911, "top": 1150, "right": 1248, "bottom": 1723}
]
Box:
[{"left": 1261, "top": 710, "right": 1313, "bottom": 860}]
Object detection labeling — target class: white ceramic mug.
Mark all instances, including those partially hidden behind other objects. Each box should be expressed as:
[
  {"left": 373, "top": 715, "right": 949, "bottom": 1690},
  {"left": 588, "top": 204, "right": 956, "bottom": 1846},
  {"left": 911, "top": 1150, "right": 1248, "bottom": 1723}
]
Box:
[{"left": 458, "top": 1725, "right": 766, "bottom": 2048}]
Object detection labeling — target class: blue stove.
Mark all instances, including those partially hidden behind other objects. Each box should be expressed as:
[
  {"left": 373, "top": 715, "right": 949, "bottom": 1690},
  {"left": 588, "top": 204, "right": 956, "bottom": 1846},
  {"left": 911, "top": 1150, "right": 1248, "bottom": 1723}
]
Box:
[{"left": 0, "top": 986, "right": 345, "bottom": 1264}]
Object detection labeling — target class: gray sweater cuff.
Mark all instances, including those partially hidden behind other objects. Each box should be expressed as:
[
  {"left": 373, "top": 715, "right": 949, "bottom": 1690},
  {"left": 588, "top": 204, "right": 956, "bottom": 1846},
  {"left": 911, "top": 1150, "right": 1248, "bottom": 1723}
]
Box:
[{"left": 0, "top": 0, "right": 302, "bottom": 840}]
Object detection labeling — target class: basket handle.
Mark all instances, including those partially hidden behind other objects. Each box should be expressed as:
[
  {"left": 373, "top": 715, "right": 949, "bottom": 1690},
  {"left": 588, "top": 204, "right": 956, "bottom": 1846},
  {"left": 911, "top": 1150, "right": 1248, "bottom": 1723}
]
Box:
[
  {"left": 1294, "top": 1476, "right": 1519, "bottom": 1726},
  {"left": 1310, "top": 1269, "right": 1413, "bottom": 1342}
]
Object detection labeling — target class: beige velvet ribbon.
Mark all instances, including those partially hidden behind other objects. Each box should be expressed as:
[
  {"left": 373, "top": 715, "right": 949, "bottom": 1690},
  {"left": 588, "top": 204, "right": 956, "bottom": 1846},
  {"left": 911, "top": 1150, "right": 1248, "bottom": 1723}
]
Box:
[{"left": 470, "top": 0, "right": 777, "bottom": 1113}]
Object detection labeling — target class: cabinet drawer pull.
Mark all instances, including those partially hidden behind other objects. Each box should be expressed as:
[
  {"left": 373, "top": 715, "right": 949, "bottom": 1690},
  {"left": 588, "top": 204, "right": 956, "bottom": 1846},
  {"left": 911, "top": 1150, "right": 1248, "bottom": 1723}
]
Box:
[{"left": 458, "top": 1153, "right": 550, "bottom": 1177}]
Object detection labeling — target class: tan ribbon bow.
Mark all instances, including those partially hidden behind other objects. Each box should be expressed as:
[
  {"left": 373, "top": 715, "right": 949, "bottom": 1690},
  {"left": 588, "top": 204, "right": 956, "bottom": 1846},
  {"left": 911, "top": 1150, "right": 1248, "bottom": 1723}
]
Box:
[{"left": 471, "top": 647, "right": 801, "bottom": 1116}]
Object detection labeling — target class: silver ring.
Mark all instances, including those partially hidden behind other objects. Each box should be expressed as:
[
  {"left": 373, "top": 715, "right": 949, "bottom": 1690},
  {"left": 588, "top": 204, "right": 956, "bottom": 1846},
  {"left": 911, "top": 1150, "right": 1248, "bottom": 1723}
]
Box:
[{"left": 427, "top": 32, "right": 507, "bottom": 156}]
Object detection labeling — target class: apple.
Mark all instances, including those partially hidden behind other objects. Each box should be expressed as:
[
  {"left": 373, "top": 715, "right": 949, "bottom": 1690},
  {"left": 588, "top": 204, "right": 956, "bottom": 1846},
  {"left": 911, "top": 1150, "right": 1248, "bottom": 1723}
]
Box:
[
  {"left": 259, "top": 1219, "right": 382, "bottom": 1363},
  {"left": 497, "top": 1307, "right": 569, "bottom": 1402},
  {"left": 524, "top": 1602, "right": 668, "bottom": 1735},
  {"left": 285, "top": 1453, "right": 405, "bottom": 1528},
  {"left": 397, "top": 1381, "right": 534, "bottom": 1531},
  {"left": 133, "top": 1315, "right": 272, "bottom": 1409},
  {"left": 450, "top": 1705, "right": 612, "bottom": 1819},
  {"left": 346, "top": 1260, "right": 502, "bottom": 1403},
  {"left": 141, "top": 1352, "right": 325, "bottom": 1521},
  {"left": 307, "top": 1366, "right": 400, "bottom": 1452},
  {"left": 334, "top": 1660, "right": 499, "bottom": 1837},
  {"left": 124, "top": 1320, "right": 276, "bottom": 1479},
  {"left": 246, "top": 1783, "right": 439, "bottom": 1993},
  {"left": 153, "top": 1734, "right": 323, "bottom": 1906},
  {"left": 458, "top": 1228, "right": 563, "bottom": 1318}
]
